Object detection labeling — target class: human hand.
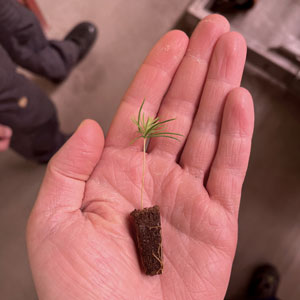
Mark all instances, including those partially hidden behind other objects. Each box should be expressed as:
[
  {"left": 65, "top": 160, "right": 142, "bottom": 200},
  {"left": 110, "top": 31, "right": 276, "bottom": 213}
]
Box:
[
  {"left": 0, "top": 125, "right": 12, "bottom": 152},
  {"left": 27, "top": 14, "right": 254, "bottom": 300}
]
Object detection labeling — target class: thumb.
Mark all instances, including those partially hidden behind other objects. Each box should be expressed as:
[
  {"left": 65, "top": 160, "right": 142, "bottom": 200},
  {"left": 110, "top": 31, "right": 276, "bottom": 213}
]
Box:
[{"left": 31, "top": 119, "right": 104, "bottom": 217}]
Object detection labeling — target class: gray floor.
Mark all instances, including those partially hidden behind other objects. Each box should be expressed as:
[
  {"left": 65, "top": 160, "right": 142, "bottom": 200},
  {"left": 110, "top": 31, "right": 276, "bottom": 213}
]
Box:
[{"left": 1, "top": 0, "right": 300, "bottom": 299}]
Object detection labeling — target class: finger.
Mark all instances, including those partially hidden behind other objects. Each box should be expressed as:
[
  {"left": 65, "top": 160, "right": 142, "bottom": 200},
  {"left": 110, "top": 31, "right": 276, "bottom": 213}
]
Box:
[
  {"left": 30, "top": 119, "right": 104, "bottom": 217},
  {"left": 105, "top": 30, "right": 189, "bottom": 150},
  {"left": 148, "top": 14, "right": 230, "bottom": 158},
  {"left": 0, "top": 125, "right": 12, "bottom": 138},
  {"left": 0, "top": 138, "right": 10, "bottom": 151},
  {"left": 0, "top": 126, "right": 12, "bottom": 151},
  {"left": 207, "top": 88, "right": 254, "bottom": 215},
  {"left": 180, "top": 32, "right": 247, "bottom": 179}
]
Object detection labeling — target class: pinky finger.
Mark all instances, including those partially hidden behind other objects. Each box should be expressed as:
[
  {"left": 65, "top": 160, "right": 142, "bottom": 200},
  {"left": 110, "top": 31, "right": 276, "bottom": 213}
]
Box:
[{"left": 206, "top": 87, "right": 254, "bottom": 216}]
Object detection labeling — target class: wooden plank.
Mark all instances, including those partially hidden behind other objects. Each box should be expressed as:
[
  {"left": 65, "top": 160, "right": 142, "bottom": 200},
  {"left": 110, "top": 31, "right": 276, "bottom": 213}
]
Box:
[{"left": 186, "top": 0, "right": 300, "bottom": 94}]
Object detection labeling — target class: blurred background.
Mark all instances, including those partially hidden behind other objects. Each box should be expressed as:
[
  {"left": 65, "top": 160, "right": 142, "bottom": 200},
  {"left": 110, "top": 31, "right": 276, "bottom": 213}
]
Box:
[{"left": 0, "top": 0, "right": 299, "bottom": 299}]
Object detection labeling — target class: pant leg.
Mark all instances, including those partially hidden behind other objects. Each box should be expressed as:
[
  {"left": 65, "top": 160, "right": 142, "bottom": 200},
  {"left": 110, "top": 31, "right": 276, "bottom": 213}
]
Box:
[
  {"left": 0, "top": 46, "right": 67, "bottom": 163},
  {"left": 0, "top": 0, "right": 79, "bottom": 82}
]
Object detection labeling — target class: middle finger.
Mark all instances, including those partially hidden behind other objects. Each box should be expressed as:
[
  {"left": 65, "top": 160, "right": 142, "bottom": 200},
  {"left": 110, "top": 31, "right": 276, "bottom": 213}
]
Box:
[{"left": 148, "top": 14, "right": 230, "bottom": 159}]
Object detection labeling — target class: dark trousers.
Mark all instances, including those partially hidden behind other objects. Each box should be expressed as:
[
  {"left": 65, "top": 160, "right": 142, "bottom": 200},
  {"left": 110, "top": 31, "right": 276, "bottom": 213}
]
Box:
[
  {"left": 0, "top": 0, "right": 79, "bottom": 163},
  {"left": 0, "top": 0, "right": 79, "bottom": 81}
]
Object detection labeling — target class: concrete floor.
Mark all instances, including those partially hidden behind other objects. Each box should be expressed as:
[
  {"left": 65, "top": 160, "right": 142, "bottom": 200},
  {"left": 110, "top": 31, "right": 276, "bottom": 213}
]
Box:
[{"left": 1, "top": 0, "right": 300, "bottom": 299}]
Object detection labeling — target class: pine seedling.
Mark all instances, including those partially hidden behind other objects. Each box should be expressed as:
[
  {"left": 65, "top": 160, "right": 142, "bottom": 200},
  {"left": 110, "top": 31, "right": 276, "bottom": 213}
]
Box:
[
  {"left": 130, "top": 98, "right": 183, "bottom": 276},
  {"left": 131, "top": 98, "right": 183, "bottom": 209}
]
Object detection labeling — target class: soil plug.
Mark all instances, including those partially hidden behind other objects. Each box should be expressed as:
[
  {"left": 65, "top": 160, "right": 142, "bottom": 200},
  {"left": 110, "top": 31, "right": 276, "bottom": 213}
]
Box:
[
  {"left": 130, "top": 206, "right": 163, "bottom": 275},
  {"left": 130, "top": 99, "right": 182, "bottom": 276}
]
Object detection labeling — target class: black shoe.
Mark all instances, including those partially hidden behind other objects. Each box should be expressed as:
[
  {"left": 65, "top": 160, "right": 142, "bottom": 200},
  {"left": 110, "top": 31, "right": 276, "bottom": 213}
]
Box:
[
  {"left": 211, "top": 0, "right": 256, "bottom": 12},
  {"left": 65, "top": 22, "right": 98, "bottom": 62},
  {"left": 235, "top": 0, "right": 257, "bottom": 9},
  {"left": 247, "top": 264, "right": 280, "bottom": 300}
]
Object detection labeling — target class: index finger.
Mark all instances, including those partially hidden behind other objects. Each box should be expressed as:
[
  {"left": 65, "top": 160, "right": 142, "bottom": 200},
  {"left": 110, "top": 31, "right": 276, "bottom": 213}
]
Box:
[{"left": 105, "top": 30, "right": 189, "bottom": 150}]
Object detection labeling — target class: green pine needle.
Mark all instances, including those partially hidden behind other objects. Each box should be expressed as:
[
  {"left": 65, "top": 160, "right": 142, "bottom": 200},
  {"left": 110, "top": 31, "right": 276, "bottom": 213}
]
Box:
[
  {"left": 131, "top": 99, "right": 183, "bottom": 142},
  {"left": 132, "top": 98, "right": 183, "bottom": 209}
]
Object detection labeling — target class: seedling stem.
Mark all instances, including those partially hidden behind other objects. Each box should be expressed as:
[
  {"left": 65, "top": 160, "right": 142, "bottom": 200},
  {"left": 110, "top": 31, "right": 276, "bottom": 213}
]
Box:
[
  {"left": 141, "top": 137, "right": 146, "bottom": 209},
  {"left": 132, "top": 99, "right": 183, "bottom": 209}
]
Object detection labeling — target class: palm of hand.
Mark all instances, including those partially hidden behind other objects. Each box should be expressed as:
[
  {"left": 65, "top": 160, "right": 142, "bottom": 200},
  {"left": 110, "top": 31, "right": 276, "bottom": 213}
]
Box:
[
  {"left": 32, "top": 148, "right": 236, "bottom": 300},
  {"left": 27, "top": 15, "right": 254, "bottom": 300}
]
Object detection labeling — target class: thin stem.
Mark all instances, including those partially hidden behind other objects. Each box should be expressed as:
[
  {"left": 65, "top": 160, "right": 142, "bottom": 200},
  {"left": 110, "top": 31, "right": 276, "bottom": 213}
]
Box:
[
  {"left": 132, "top": 99, "right": 183, "bottom": 210},
  {"left": 141, "top": 138, "right": 146, "bottom": 209}
]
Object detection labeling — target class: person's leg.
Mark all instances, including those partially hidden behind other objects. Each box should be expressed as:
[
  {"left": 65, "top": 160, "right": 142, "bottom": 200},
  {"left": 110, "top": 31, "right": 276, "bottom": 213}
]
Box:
[
  {"left": 0, "top": 46, "right": 68, "bottom": 163},
  {"left": 0, "top": 0, "right": 79, "bottom": 82}
]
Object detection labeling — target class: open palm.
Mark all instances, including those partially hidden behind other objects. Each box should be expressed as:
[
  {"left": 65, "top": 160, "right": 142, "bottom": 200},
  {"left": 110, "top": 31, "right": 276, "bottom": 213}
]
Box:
[{"left": 27, "top": 15, "right": 254, "bottom": 300}]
